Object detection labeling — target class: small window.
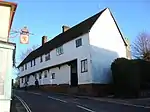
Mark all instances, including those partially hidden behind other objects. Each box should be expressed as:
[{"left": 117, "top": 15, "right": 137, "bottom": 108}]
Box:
[
  {"left": 44, "top": 70, "right": 47, "bottom": 78},
  {"left": 22, "top": 78, "right": 23, "bottom": 83},
  {"left": 33, "top": 59, "right": 36, "bottom": 66},
  {"left": 25, "top": 64, "right": 27, "bottom": 70},
  {"left": 51, "top": 73, "right": 55, "bottom": 79},
  {"left": 27, "top": 76, "right": 29, "bottom": 82},
  {"left": 81, "top": 59, "right": 88, "bottom": 73},
  {"left": 45, "top": 52, "right": 50, "bottom": 61},
  {"left": 34, "top": 74, "right": 37, "bottom": 79},
  {"left": 76, "top": 38, "right": 82, "bottom": 47},
  {"left": 22, "top": 66, "right": 24, "bottom": 71},
  {"left": 40, "top": 56, "right": 43, "bottom": 62},
  {"left": 31, "top": 61, "right": 32, "bottom": 67},
  {"left": 39, "top": 72, "right": 42, "bottom": 79},
  {"left": 56, "top": 46, "right": 63, "bottom": 55}
]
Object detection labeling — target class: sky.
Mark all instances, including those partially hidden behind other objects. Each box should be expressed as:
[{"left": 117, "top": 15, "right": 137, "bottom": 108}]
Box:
[{"left": 8, "top": 0, "right": 150, "bottom": 78}]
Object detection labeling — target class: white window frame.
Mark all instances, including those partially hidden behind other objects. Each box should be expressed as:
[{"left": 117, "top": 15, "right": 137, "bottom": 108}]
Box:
[
  {"left": 51, "top": 73, "right": 55, "bottom": 79},
  {"left": 76, "top": 38, "right": 82, "bottom": 47},
  {"left": 39, "top": 72, "right": 42, "bottom": 79},
  {"left": 40, "top": 56, "right": 43, "bottom": 62},
  {"left": 25, "top": 63, "right": 27, "bottom": 70},
  {"left": 45, "top": 52, "right": 50, "bottom": 61},
  {"left": 44, "top": 70, "right": 48, "bottom": 78},
  {"left": 56, "top": 45, "right": 64, "bottom": 56},
  {"left": 81, "top": 59, "right": 88, "bottom": 73}
]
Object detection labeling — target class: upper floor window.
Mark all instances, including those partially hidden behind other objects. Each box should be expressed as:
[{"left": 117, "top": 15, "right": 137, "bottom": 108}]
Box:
[
  {"left": 76, "top": 38, "right": 82, "bottom": 47},
  {"left": 81, "top": 59, "right": 88, "bottom": 73},
  {"left": 25, "top": 64, "right": 27, "bottom": 70},
  {"left": 56, "top": 46, "right": 63, "bottom": 55},
  {"left": 40, "top": 56, "right": 43, "bottom": 62},
  {"left": 22, "top": 66, "right": 24, "bottom": 71},
  {"left": 33, "top": 59, "right": 36, "bottom": 66},
  {"left": 31, "top": 61, "right": 32, "bottom": 67},
  {"left": 45, "top": 52, "right": 50, "bottom": 61}
]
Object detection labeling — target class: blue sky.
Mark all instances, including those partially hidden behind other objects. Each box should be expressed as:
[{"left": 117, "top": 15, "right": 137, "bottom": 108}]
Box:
[{"left": 8, "top": 0, "right": 150, "bottom": 78}]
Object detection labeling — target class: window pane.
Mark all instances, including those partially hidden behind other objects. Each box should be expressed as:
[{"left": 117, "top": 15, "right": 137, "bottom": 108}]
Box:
[
  {"left": 44, "top": 71, "right": 47, "bottom": 78},
  {"left": 81, "top": 59, "right": 88, "bottom": 72},
  {"left": 76, "top": 38, "right": 82, "bottom": 47},
  {"left": 81, "top": 61, "right": 84, "bottom": 72},
  {"left": 85, "top": 60, "right": 88, "bottom": 71},
  {"left": 39, "top": 73, "right": 42, "bottom": 79},
  {"left": 40, "top": 56, "right": 43, "bottom": 62},
  {"left": 52, "top": 73, "right": 55, "bottom": 79}
]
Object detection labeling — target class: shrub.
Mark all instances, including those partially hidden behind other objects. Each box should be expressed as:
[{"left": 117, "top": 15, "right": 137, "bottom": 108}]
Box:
[{"left": 111, "top": 58, "right": 141, "bottom": 98}]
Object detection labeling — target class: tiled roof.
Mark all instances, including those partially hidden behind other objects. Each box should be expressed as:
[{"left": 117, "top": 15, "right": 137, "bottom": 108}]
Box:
[
  {"left": 17, "top": 8, "right": 107, "bottom": 67},
  {"left": 18, "top": 8, "right": 127, "bottom": 68}
]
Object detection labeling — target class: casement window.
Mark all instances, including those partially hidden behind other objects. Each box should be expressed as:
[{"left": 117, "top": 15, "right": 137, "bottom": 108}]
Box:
[
  {"left": 33, "top": 59, "right": 36, "bottom": 66},
  {"left": 45, "top": 52, "right": 50, "bottom": 61},
  {"left": 39, "top": 72, "right": 42, "bottom": 79},
  {"left": 22, "top": 78, "right": 23, "bottom": 83},
  {"left": 27, "top": 76, "right": 29, "bottom": 82},
  {"left": 81, "top": 59, "right": 88, "bottom": 73},
  {"left": 22, "top": 66, "right": 24, "bottom": 71},
  {"left": 56, "top": 46, "right": 63, "bottom": 55},
  {"left": 31, "top": 61, "right": 32, "bottom": 67},
  {"left": 40, "top": 56, "right": 43, "bottom": 62},
  {"left": 76, "top": 38, "right": 82, "bottom": 47},
  {"left": 51, "top": 73, "right": 55, "bottom": 79},
  {"left": 25, "top": 64, "right": 27, "bottom": 70},
  {"left": 34, "top": 74, "right": 37, "bottom": 79},
  {"left": 44, "top": 70, "right": 48, "bottom": 78}
]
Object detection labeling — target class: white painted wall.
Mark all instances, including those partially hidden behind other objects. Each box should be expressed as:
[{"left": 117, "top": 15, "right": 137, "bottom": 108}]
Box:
[
  {"left": 19, "top": 33, "right": 92, "bottom": 87},
  {"left": 89, "top": 8, "right": 126, "bottom": 84},
  {"left": 0, "top": 42, "right": 15, "bottom": 112},
  {"left": 0, "top": 6, "right": 11, "bottom": 42}
]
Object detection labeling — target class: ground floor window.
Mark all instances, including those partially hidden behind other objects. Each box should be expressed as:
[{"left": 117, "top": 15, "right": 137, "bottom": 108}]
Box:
[
  {"left": 81, "top": 59, "right": 88, "bottom": 73},
  {"left": 39, "top": 72, "right": 42, "bottom": 79},
  {"left": 22, "top": 78, "right": 23, "bottom": 83},
  {"left": 44, "top": 70, "right": 48, "bottom": 78},
  {"left": 51, "top": 73, "right": 55, "bottom": 79}
]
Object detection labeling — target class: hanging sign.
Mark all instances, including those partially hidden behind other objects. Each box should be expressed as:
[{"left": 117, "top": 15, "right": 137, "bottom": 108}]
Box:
[{"left": 20, "top": 27, "right": 29, "bottom": 44}]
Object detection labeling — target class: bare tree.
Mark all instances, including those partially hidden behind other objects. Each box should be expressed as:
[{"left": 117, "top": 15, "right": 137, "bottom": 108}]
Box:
[
  {"left": 20, "top": 45, "right": 39, "bottom": 61},
  {"left": 132, "top": 32, "right": 150, "bottom": 61}
]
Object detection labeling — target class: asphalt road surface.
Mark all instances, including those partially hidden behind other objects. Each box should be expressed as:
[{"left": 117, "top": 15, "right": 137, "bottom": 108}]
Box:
[{"left": 14, "top": 90, "right": 150, "bottom": 112}]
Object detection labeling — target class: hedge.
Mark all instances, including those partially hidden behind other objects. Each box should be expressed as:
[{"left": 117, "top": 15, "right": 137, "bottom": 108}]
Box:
[{"left": 111, "top": 58, "right": 150, "bottom": 98}]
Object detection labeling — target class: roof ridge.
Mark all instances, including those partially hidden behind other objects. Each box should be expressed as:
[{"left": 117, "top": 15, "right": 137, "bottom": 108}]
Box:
[{"left": 17, "top": 8, "right": 107, "bottom": 67}]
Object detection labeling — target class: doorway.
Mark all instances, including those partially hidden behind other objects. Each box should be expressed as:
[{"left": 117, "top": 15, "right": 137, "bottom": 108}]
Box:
[{"left": 70, "top": 59, "right": 78, "bottom": 87}]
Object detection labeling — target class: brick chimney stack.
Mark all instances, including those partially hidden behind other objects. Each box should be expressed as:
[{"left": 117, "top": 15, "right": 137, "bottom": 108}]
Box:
[
  {"left": 42, "top": 36, "right": 47, "bottom": 45},
  {"left": 62, "top": 25, "right": 70, "bottom": 32}
]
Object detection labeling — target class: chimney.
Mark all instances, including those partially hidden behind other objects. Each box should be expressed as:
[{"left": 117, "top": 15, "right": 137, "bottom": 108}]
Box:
[
  {"left": 62, "top": 25, "right": 70, "bottom": 32},
  {"left": 42, "top": 36, "right": 47, "bottom": 45}
]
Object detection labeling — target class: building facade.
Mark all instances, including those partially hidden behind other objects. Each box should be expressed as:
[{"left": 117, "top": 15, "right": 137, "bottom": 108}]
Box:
[
  {"left": 0, "top": 1, "right": 17, "bottom": 112},
  {"left": 18, "top": 8, "right": 130, "bottom": 96}
]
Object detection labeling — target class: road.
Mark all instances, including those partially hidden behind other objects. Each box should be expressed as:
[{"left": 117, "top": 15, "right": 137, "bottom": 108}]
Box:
[{"left": 14, "top": 90, "right": 150, "bottom": 112}]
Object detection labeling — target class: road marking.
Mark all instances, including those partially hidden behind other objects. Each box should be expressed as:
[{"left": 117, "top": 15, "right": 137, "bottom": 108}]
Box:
[
  {"left": 27, "top": 92, "right": 41, "bottom": 95},
  {"left": 77, "top": 105, "right": 96, "bottom": 112},
  {"left": 48, "top": 96, "right": 67, "bottom": 103},
  {"left": 99, "top": 99, "right": 150, "bottom": 109},
  {"left": 15, "top": 95, "right": 32, "bottom": 112}
]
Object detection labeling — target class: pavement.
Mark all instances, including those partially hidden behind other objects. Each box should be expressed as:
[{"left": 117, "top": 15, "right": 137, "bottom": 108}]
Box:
[{"left": 12, "top": 89, "right": 150, "bottom": 112}]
